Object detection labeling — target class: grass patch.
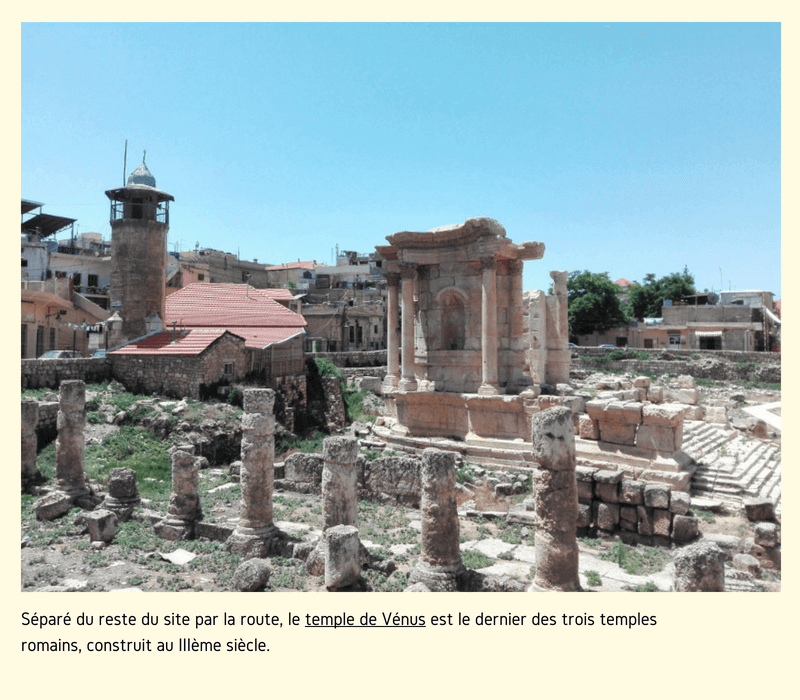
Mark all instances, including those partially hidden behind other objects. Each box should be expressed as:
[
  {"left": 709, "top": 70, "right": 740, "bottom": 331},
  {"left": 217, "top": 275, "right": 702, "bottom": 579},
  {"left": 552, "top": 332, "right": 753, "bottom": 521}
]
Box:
[
  {"left": 625, "top": 581, "right": 660, "bottom": 592},
  {"left": 694, "top": 508, "right": 715, "bottom": 523},
  {"left": 585, "top": 570, "right": 602, "bottom": 587},
  {"left": 599, "top": 541, "right": 671, "bottom": 576},
  {"left": 462, "top": 550, "right": 493, "bottom": 569}
]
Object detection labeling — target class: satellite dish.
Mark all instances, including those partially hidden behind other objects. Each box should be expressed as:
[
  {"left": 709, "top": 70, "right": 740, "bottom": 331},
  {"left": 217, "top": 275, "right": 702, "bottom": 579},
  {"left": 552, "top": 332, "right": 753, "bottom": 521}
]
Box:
[{"left": 707, "top": 293, "right": 719, "bottom": 305}]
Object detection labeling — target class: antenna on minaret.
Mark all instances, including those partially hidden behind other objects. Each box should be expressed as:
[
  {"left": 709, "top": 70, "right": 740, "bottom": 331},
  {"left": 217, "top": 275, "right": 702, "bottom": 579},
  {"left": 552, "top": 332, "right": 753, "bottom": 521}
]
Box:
[
  {"left": 123, "top": 139, "right": 128, "bottom": 185},
  {"left": 143, "top": 149, "right": 147, "bottom": 164}
]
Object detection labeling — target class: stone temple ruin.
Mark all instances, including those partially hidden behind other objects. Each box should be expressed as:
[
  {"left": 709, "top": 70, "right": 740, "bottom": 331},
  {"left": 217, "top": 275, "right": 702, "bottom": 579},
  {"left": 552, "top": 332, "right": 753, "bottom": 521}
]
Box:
[
  {"left": 374, "top": 218, "right": 694, "bottom": 496},
  {"left": 21, "top": 217, "right": 780, "bottom": 592}
]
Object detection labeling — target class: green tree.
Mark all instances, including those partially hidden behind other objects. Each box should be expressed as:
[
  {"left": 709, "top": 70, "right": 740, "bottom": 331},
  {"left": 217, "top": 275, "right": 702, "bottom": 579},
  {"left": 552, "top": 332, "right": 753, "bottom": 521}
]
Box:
[
  {"left": 566, "top": 270, "right": 631, "bottom": 338},
  {"left": 627, "top": 267, "right": 696, "bottom": 320}
]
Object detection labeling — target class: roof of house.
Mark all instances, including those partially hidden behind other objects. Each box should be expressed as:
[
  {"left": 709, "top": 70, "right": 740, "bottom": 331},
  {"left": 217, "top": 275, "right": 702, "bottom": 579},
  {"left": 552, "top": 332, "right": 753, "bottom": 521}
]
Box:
[
  {"left": 613, "top": 278, "right": 633, "bottom": 288},
  {"left": 163, "top": 283, "right": 306, "bottom": 349},
  {"left": 265, "top": 261, "right": 317, "bottom": 271},
  {"left": 109, "top": 329, "right": 240, "bottom": 356}
]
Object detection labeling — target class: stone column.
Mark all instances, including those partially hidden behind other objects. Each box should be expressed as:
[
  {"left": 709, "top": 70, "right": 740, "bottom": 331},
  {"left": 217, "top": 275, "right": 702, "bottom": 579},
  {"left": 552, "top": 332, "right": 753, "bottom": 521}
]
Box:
[
  {"left": 530, "top": 406, "right": 581, "bottom": 592},
  {"left": 545, "top": 270, "right": 570, "bottom": 385},
  {"left": 54, "top": 380, "right": 90, "bottom": 500},
  {"left": 103, "top": 467, "right": 141, "bottom": 521},
  {"left": 21, "top": 399, "right": 44, "bottom": 493},
  {"left": 227, "top": 389, "right": 278, "bottom": 558},
  {"left": 478, "top": 256, "right": 499, "bottom": 395},
  {"left": 408, "top": 448, "right": 464, "bottom": 591},
  {"left": 156, "top": 445, "right": 202, "bottom": 541},
  {"left": 322, "top": 436, "right": 360, "bottom": 531},
  {"left": 325, "top": 524, "right": 361, "bottom": 590},
  {"left": 383, "top": 272, "right": 401, "bottom": 391},
  {"left": 398, "top": 263, "right": 418, "bottom": 391}
]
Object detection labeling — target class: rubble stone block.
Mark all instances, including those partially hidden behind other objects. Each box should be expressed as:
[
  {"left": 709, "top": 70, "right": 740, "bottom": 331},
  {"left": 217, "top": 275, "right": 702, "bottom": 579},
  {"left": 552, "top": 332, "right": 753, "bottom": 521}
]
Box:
[
  {"left": 598, "top": 421, "right": 637, "bottom": 446},
  {"left": 635, "top": 424, "right": 676, "bottom": 452},
  {"left": 284, "top": 453, "right": 324, "bottom": 484},
  {"left": 753, "top": 522, "right": 779, "bottom": 548},
  {"left": 577, "top": 480, "right": 594, "bottom": 503},
  {"left": 743, "top": 498, "right": 775, "bottom": 522},
  {"left": 620, "top": 505, "right": 638, "bottom": 523},
  {"left": 732, "top": 553, "right": 761, "bottom": 577},
  {"left": 669, "top": 388, "right": 699, "bottom": 405},
  {"left": 676, "top": 375, "right": 696, "bottom": 389},
  {"left": 575, "top": 466, "right": 598, "bottom": 482},
  {"left": 673, "top": 541, "right": 725, "bottom": 591},
  {"left": 578, "top": 413, "right": 600, "bottom": 440},
  {"left": 642, "top": 403, "right": 688, "bottom": 427},
  {"left": 595, "top": 502, "right": 620, "bottom": 531},
  {"left": 619, "top": 479, "right": 645, "bottom": 505},
  {"left": 595, "top": 482, "right": 620, "bottom": 504},
  {"left": 81, "top": 509, "right": 119, "bottom": 542},
  {"left": 34, "top": 492, "right": 74, "bottom": 521},
  {"left": 325, "top": 525, "right": 361, "bottom": 590},
  {"left": 593, "top": 469, "right": 625, "bottom": 485},
  {"left": 644, "top": 483, "right": 671, "bottom": 509},
  {"left": 669, "top": 491, "right": 691, "bottom": 515},
  {"left": 577, "top": 503, "right": 592, "bottom": 528},
  {"left": 633, "top": 376, "right": 651, "bottom": 388},
  {"left": 637, "top": 506, "right": 653, "bottom": 537},
  {"left": 671, "top": 514, "right": 698, "bottom": 543},
  {"left": 703, "top": 406, "right": 729, "bottom": 425},
  {"left": 652, "top": 508, "right": 672, "bottom": 537},
  {"left": 647, "top": 386, "right": 664, "bottom": 403},
  {"left": 233, "top": 558, "right": 272, "bottom": 592}
]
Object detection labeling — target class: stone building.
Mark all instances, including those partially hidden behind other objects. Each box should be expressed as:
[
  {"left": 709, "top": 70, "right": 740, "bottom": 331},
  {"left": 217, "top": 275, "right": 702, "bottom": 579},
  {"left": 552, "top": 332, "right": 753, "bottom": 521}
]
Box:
[
  {"left": 105, "top": 155, "right": 174, "bottom": 344},
  {"left": 108, "top": 329, "right": 248, "bottom": 399},
  {"left": 375, "top": 217, "right": 568, "bottom": 443}
]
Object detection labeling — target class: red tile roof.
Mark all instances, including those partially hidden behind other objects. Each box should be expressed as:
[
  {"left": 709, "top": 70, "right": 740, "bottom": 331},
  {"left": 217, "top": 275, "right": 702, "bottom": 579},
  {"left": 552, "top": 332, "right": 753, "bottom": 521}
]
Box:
[
  {"left": 109, "top": 329, "right": 238, "bottom": 356},
  {"left": 164, "top": 283, "right": 306, "bottom": 349},
  {"left": 613, "top": 278, "right": 633, "bottom": 288}
]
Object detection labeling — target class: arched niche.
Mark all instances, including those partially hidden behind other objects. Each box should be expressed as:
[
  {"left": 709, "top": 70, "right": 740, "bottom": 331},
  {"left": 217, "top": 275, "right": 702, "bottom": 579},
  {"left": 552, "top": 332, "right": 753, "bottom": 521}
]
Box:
[{"left": 436, "top": 287, "right": 467, "bottom": 350}]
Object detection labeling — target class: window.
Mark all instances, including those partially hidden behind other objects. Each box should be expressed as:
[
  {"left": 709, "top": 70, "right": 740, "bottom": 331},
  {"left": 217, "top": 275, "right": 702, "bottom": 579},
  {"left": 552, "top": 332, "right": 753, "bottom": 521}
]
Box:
[
  {"left": 131, "top": 198, "right": 143, "bottom": 219},
  {"left": 73, "top": 273, "right": 82, "bottom": 286},
  {"left": 22, "top": 259, "right": 28, "bottom": 267},
  {"left": 36, "top": 326, "right": 44, "bottom": 357},
  {"left": 223, "top": 363, "right": 234, "bottom": 376},
  {"left": 198, "top": 274, "right": 205, "bottom": 281},
  {"left": 49, "top": 328, "right": 56, "bottom": 350},
  {"left": 88, "top": 274, "right": 98, "bottom": 288},
  {"left": 668, "top": 334, "right": 681, "bottom": 347},
  {"left": 21, "top": 324, "right": 27, "bottom": 358}
]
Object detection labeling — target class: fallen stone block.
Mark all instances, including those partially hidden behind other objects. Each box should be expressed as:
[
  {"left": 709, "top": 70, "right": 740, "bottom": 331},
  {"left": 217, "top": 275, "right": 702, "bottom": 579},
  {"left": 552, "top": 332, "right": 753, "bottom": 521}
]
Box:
[
  {"left": 671, "top": 513, "right": 698, "bottom": 543},
  {"left": 753, "top": 522, "right": 779, "bottom": 548},
  {"left": 233, "top": 558, "right": 272, "bottom": 592},
  {"left": 34, "top": 492, "right": 73, "bottom": 521},
  {"left": 79, "top": 509, "right": 118, "bottom": 543},
  {"left": 325, "top": 525, "right": 361, "bottom": 590},
  {"left": 673, "top": 540, "right": 725, "bottom": 591},
  {"left": 743, "top": 497, "right": 775, "bottom": 522}
]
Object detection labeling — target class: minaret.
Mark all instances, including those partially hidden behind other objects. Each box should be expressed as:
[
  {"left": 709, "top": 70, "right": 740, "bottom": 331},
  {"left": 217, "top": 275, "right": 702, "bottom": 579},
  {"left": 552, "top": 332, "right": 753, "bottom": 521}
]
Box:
[{"left": 105, "top": 153, "right": 174, "bottom": 344}]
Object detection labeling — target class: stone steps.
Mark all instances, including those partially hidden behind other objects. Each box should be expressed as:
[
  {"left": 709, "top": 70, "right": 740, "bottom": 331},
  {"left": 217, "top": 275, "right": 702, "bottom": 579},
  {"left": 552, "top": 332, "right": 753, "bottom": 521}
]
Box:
[{"left": 685, "top": 421, "right": 781, "bottom": 516}]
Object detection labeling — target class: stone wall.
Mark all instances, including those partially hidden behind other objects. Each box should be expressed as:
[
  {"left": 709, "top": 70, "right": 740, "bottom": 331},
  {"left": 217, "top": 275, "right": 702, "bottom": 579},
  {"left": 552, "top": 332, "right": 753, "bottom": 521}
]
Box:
[
  {"left": 576, "top": 467, "right": 699, "bottom": 546},
  {"left": 573, "top": 357, "right": 780, "bottom": 383},
  {"left": 575, "top": 348, "right": 779, "bottom": 363},
  {"left": 21, "top": 358, "right": 112, "bottom": 390},
  {"left": 276, "top": 452, "right": 422, "bottom": 508},
  {"left": 308, "top": 350, "right": 387, "bottom": 367}
]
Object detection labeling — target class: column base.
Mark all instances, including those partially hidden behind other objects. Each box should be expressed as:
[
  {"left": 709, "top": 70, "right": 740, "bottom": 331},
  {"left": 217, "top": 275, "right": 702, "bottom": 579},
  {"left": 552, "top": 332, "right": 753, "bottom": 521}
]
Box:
[
  {"left": 226, "top": 525, "right": 281, "bottom": 560},
  {"left": 382, "top": 374, "right": 399, "bottom": 392},
  {"left": 407, "top": 561, "right": 465, "bottom": 592},
  {"left": 477, "top": 382, "right": 500, "bottom": 396},
  {"left": 398, "top": 377, "right": 418, "bottom": 392}
]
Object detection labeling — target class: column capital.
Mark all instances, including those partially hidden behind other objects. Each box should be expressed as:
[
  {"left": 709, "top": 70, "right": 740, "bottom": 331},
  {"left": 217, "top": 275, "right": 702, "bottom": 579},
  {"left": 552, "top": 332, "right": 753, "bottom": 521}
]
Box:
[
  {"left": 480, "top": 255, "right": 497, "bottom": 271},
  {"left": 506, "top": 259, "right": 523, "bottom": 275},
  {"left": 386, "top": 272, "right": 401, "bottom": 287},
  {"left": 399, "top": 262, "right": 417, "bottom": 279}
]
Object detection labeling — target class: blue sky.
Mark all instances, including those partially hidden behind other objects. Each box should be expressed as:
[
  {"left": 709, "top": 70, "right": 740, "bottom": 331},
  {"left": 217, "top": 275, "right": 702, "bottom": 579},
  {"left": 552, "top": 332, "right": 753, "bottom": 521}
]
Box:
[{"left": 22, "top": 22, "right": 780, "bottom": 297}]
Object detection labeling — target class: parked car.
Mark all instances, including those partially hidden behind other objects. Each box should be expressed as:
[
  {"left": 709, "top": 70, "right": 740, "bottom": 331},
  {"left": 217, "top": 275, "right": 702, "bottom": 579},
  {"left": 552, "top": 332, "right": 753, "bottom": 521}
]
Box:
[
  {"left": 39, "top": 350, "right": 82, "bottom": 359},
  {"left": 598, "top": 344, "right": 616, "bottom": 349},
  {"left": 568, "top": 342, "right": 578, "bottom": 348},
  {"left": 92, "top": 350, "right": 107, "bottom": 358}
]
